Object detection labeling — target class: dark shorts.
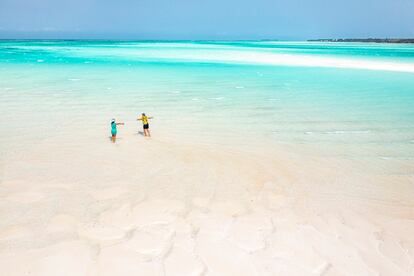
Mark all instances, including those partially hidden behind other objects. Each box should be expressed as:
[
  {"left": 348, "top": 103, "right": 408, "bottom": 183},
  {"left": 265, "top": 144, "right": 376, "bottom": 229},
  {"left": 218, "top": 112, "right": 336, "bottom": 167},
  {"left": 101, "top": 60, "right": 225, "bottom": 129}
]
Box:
[{"left": 143, "top": 124, "right": 149, "bottom": 129}]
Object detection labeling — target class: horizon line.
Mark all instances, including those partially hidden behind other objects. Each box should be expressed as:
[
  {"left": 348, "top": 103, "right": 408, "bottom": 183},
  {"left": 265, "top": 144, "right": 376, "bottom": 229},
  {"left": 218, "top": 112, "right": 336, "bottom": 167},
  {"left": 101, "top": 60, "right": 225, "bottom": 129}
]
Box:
[{"left": 1, "top": 37, "right": 414, "bottom": 42}]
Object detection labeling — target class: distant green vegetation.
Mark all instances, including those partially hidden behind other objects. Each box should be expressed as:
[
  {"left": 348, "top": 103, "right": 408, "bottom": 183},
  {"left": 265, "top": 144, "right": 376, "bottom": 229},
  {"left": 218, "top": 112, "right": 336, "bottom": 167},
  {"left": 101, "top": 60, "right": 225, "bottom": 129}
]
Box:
[{"left": 308, "top": 38, "right": 414, "bottom": 43}]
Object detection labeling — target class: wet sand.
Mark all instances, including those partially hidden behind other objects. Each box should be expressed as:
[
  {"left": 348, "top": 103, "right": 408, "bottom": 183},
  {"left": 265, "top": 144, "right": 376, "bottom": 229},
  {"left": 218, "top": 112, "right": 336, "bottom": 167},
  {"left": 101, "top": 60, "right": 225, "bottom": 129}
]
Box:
[{"left": 0, "top": 123, "right": 413, "bottom": 276}]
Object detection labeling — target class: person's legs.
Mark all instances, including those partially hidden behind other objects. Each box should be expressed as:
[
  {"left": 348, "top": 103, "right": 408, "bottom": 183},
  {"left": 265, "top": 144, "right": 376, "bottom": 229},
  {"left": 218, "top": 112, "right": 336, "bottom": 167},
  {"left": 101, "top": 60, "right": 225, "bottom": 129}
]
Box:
[
  {"left": 112, "top": 134, "right": 116, "bottom": 143},
  {"left": 143, "top": 125, "right": 149, "bottom": 136},
  {"left": 143, "top": 124, "right": 150, "bottom": 137}
]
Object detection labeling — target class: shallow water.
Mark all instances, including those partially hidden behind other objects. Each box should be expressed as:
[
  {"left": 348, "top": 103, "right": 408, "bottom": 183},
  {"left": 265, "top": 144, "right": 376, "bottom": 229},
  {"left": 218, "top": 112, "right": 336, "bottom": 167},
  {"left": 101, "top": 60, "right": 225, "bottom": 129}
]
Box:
[{"left": 1, "top": 40, "right": 414, "bottom": 163}]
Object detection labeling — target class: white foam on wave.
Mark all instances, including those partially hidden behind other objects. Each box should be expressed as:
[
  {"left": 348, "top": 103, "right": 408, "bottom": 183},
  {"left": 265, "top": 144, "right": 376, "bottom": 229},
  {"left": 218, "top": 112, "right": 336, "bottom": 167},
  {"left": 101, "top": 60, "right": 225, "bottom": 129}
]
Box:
[
  {"left": 104, "top": 45, "right": 414, "bottom": 73},
  {"left": 379, "top": 156, "right": 392, "bottom": 160},
  {"left": 195, "top": 51, "right": 414, "bottom": 73},
  {"left": 324, "top": 130, "right": 371, "bottom": 134},
  {"left": 57, "top": 43, "right": 414, "bottom": 73},
  {"left": 37, "top": 59, "right": 44, "bottom": 63},
  {"left": 305, "top": 130, "right": 371, "bottom": 135},
  {"left": 68, "top": 78, "right": 81, "bottom": 81}
]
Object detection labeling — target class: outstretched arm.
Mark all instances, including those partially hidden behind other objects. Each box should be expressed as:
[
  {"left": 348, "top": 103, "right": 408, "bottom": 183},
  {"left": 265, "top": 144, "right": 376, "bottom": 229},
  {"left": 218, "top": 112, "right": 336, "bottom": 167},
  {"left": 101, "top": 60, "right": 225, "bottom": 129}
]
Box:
[{"left": 116, "top": 123, "right": 124, "bottom": 125}]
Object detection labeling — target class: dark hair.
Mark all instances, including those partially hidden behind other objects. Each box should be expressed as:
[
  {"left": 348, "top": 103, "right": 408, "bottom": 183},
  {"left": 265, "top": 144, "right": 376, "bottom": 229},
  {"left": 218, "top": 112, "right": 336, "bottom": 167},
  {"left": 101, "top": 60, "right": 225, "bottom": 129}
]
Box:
[{"left": 142, "top": 113, "right": 145, "bottom": 116}]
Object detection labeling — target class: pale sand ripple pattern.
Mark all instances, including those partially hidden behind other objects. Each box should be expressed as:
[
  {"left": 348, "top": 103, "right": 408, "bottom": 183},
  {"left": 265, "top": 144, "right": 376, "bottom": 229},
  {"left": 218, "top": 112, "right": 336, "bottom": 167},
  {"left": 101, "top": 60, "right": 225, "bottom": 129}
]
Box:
[{"left": 0, "top": 128, "right": 413, "bottom": 276}]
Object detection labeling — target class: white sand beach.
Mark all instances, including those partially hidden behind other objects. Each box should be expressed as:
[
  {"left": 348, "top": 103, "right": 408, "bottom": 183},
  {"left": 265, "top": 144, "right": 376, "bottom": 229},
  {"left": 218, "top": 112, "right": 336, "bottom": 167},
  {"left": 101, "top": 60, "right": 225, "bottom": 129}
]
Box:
[{"left": 0, "top": 120, "right": 413, "bottom": 276}]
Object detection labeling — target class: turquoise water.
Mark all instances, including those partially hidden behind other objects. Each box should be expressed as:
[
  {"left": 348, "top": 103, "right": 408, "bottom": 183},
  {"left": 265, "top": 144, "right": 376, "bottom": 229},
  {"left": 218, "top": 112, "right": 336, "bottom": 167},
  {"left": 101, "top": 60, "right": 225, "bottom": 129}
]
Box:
[{"left": 1, "top": 41, "right": 414, "bottom": 162}]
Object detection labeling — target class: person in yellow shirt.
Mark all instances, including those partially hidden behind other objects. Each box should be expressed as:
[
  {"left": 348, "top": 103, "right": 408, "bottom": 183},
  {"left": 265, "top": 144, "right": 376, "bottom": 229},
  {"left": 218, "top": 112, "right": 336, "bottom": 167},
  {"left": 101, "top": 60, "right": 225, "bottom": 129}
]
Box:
[{"left": 137, "top": 113, "right": 153, "bottom": 137}]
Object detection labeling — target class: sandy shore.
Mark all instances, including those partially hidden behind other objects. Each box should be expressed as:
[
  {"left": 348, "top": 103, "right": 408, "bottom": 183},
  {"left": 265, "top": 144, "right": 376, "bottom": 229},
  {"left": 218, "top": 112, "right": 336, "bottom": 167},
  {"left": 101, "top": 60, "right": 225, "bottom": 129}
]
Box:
[{"left": 0, "top": 122, "right": 413, "bottom": 276}]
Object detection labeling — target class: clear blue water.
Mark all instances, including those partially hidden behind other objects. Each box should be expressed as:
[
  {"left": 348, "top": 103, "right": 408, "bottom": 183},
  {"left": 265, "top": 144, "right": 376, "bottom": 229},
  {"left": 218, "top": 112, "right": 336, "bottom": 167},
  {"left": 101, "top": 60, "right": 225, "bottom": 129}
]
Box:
[{"left": 1, "top": 41, "right": 414, "bottom": 162}]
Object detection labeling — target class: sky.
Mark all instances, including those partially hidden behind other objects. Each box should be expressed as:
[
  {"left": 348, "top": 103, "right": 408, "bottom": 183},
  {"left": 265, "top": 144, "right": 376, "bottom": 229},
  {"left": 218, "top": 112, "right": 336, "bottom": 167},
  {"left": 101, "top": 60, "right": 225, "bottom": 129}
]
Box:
[{"left": 0, "top": 0, "right": 413, "bottom": 40}]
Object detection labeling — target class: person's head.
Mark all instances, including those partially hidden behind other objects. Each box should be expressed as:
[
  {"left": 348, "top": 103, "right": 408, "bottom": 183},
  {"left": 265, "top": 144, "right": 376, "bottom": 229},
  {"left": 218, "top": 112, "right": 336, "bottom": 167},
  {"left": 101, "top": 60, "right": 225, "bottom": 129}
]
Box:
[
  {"left": 111, "top": 119, "right": 115, "bottom": 124},
  {"left": 142, "top": 113, "right": 146, "bottom": 116}
]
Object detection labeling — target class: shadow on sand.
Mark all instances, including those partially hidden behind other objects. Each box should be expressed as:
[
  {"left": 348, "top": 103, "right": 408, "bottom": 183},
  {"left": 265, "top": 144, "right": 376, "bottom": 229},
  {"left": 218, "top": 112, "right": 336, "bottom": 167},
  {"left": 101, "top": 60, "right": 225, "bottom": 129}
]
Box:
[{"left": 108, "top": 136, "right": 124, "bottom": 142}]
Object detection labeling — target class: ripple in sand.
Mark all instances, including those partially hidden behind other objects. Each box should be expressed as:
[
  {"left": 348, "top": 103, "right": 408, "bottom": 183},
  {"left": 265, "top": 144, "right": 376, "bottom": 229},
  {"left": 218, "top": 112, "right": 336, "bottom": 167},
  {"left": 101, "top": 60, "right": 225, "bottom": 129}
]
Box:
[
  {"left": 88, "top": 187, "right": 128, "bottom": 201},
  {"left": 208, "top": 201, "right": 247, "bottom": 216},
  {"left": 126, "top": 224, "right": 174, "bottom": 259},
  {"left": 5, "top": 191, "right": 44, "bottom": 203},
  {"left": 196, "top": 237, "right": 258, "bottom": 276},
  {"left": 131, "top": 199, "right": 186, "bottom": 227},
  {"left": 0, "top": 225, "right": 33, "bottom": 242},
  {"left": 46, "top": 214, "right": 78, "bottom": 234},
  {"left": 227, "top": 214, "right": 273, "bottom": 252},
  {"left": 0, "top": 241, "right": 95, "bottom": 276},
  {"left": 78, "top": 224, "right": 126, "bottom": 246},
  {"left": 99, "top": 203, "right": 135, "bottom": 230},
  {"left": 98, "top": 244, "right": 158, "bottom": 276},
  {"left": 164, "top": 246, "right": 205, "bottom": 276}
]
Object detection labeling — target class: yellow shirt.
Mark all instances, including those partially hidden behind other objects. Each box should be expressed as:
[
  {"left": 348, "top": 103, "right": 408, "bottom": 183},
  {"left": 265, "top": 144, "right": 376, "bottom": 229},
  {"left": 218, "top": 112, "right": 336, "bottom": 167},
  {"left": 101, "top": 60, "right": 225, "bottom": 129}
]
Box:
[{"left": 141, "top": 115, "right": 149, "bottom": 125}]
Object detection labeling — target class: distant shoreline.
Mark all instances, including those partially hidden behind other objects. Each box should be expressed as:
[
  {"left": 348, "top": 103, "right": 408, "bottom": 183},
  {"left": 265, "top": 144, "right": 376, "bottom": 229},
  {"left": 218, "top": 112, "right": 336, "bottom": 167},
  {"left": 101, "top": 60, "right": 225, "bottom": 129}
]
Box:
[
  {"left": 1, "top": 38, "right": 414, "bottom": 43},
  {"left": 308, "top": 38, "right": 414, "bottom": 43}
]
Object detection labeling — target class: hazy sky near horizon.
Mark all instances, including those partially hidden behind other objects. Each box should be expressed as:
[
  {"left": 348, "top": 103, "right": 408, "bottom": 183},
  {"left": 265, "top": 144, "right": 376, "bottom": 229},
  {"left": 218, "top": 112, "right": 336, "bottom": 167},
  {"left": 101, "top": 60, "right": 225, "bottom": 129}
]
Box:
[{"left": 0, "top": 0, "right": 413, "bottom": 39}]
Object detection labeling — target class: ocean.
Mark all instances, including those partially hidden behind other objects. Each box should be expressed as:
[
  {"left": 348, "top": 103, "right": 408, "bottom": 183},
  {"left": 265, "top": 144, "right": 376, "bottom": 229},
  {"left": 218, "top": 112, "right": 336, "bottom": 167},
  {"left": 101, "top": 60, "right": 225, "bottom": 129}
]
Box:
[{"left": 1, "top": 40, "right": 413, "bottom": 165}]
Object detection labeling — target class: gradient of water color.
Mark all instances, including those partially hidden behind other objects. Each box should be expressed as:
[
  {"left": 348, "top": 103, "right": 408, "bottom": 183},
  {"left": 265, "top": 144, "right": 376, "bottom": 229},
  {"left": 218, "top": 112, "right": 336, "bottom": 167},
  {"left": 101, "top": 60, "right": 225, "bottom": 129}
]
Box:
[{"left": 1, "top": 41, "right": 413, "bottom": 166}]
